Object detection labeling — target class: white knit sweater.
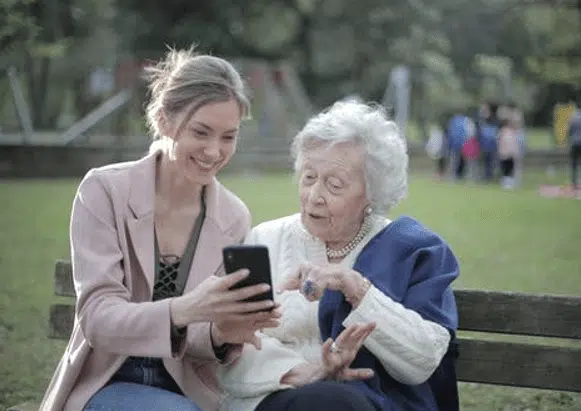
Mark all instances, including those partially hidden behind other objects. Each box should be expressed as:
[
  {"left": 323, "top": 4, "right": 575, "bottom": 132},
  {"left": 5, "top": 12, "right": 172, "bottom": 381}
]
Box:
[{"left": 217, "top": 214, "right": 450, "bottom": 411}]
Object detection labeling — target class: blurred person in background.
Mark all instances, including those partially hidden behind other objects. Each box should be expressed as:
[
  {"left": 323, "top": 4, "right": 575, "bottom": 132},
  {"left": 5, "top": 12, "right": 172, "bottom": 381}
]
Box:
[
  {"left": 476, "top": 102, "right": 499, "bottom": 182},
  {"left": 507, "top": 103, "right": 527, "bottom": 187},
  {"left": 425, "top": 113, "right": 449, "bottom": 179},
  {"left": 219, "top": 100, "right": 461, "bottom": 411},
  {"left": 40, "top": 47, "right": 280, "bottom": 411},
  {"left": 447, "top": 110, "right": 470, "bottom": 180},
  {"left": 497, "top": 117, "right": 520, "bottom": 189},
  {"left": 460, "top": 113, "right": 479, "bottom": 181},
  {"left": 567, "top": 100, "right": 581, "bottom": 190}
]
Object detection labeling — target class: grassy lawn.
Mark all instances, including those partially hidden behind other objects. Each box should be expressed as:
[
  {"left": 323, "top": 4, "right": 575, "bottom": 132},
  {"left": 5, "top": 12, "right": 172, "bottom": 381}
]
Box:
[{"left": 1, "top": 168, "right": 580, "bottom": 410}]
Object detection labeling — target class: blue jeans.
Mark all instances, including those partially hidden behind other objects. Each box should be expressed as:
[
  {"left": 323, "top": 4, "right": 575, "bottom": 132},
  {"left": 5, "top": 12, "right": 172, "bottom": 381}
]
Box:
[{"left": 85, "top": 381, "right": 202, "bottom": 411}]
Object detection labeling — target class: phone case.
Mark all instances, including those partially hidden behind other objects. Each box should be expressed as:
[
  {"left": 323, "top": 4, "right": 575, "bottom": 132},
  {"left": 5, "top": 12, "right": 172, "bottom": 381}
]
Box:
[{"left": 222, "top": 245, "right": 274, "bottom": 305}]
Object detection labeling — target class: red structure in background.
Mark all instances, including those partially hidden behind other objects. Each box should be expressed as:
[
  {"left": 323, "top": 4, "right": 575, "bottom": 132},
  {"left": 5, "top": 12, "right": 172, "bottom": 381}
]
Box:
[{"left": 115, "top": 58, "right": 148, "bottom": 90}]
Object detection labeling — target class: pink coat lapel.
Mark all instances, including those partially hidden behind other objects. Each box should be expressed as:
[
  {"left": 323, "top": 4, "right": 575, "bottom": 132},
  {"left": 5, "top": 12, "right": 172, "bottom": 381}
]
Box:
[{"left": 126, "top": 153, "right": 157, "bottom": 295}]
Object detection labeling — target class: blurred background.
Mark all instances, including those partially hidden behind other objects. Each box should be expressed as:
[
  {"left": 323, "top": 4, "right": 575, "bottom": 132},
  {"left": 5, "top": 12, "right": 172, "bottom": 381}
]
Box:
[
  {"left": 1, "top": 0, "right": 580, "bottom": 410},
  {"left": 0, "top": 0, "right": 580, "bottom": 172}
]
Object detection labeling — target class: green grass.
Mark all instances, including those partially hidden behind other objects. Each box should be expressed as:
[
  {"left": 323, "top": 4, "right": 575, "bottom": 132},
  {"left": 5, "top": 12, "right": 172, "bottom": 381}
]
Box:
[
  {"left": 1, "top": 169, "right": 580, "bottom": 410},
  {"left": 0, "top": 179, "right": 79, "bottom": 408}
]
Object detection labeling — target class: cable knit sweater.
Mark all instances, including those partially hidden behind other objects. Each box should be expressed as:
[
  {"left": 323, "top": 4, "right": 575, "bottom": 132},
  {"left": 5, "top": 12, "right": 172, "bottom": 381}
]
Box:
[{"left": 217, "top": 214, "right": 453, "bottom": 411}]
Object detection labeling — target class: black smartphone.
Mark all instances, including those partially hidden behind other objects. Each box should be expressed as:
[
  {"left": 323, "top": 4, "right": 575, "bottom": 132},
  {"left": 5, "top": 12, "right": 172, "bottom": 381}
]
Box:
[{"left": 222, "top": 244, "right": 274, "bottom": 307}]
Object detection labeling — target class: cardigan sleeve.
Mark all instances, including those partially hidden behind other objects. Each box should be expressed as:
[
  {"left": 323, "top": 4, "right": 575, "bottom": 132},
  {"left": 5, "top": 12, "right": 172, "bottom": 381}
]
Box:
[
  {"left": 343, "top": 286, "right": 450, "bottom": 385},
  {"left": 216, "top": 333, "right": 307, "bottom": 397}
]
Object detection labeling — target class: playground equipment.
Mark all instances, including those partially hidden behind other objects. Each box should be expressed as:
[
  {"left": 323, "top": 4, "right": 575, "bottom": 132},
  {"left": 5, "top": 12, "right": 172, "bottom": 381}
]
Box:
[
  {"left": 6, "top": 66, "right": 34, "bottom": 143},
  {"left": 223, "top": 59, "right": 315, "bottom": 170},
  {"left": 2, "top": 58, "right": 314, "bottom": 172},
  {"left": 234, "top": 59, "right": 314, "bottom": 149}
]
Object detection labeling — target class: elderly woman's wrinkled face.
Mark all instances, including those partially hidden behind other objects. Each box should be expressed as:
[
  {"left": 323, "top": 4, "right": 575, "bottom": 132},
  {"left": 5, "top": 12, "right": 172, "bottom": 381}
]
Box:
[{"left": 298, "top": 141, "right": 368, "bottom": 245}]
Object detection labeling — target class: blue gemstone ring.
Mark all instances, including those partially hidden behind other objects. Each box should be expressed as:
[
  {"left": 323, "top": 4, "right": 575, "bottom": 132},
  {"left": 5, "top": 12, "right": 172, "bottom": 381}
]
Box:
[{"left": 301, "top": 279, "right": 317, "bottom": 297}]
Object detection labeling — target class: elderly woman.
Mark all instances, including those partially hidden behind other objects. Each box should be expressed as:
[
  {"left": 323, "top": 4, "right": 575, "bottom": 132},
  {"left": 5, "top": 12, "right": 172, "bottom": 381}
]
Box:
[
  {"left": 40, "top": 48, "right": 280, "bottom": 411},
  {"left": 218, "top": 100, "right": 460, "bottom": 411}
]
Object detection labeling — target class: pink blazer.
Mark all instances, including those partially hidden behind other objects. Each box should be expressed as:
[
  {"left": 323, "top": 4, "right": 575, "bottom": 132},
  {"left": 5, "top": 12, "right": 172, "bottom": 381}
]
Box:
[{"left": 39, "top": 150, "right": 251, "bottom": 411}]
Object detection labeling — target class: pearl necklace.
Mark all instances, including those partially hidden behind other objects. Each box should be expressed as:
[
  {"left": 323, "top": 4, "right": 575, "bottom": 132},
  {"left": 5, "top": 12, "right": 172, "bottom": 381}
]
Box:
[{"left": 326, "top": 218, "right": 372, "bottom": 259}]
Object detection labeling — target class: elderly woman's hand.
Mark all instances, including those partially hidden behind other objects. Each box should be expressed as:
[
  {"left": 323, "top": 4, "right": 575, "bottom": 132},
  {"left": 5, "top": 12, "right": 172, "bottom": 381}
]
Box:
[
  {"left": 278, "top": 262, "right": 371, "bottom": 307},
  {"left": 322, "top": 322, "right": 376, "bottom": 381},
  {"left": 280, "top": 322, "right": 376, "bottom": 387}
]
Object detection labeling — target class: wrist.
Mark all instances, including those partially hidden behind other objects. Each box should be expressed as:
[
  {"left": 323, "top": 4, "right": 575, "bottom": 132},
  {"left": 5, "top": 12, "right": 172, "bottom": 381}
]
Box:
[
  {"left": 210, "top": 322, "right": 227, "bottom": 348},
  {"left": 281, "top": 362, "right": 326, "bottom": 386},
  {"left": 170, "top": 297, "right": 190, "bottom": 328},
  {"left": 344, "top": 271, "right": 371, "bottom": 308},
  {"left": 309, "top": 366, "right": 327, "bottom": 384},
  {"left": 314, "top": 364, "right": 330, "bottom": 382}
]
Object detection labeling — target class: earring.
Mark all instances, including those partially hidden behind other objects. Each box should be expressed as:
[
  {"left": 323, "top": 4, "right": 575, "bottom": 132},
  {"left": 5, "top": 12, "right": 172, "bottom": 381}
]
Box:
[{"left": 364, "top": 205, "right": 373, "bottom": 216}]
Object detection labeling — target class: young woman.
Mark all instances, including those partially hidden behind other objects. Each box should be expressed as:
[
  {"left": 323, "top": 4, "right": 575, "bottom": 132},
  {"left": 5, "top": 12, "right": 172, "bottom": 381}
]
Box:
[{"left": 40, "top": 48, "right": 280, "bottom": 411}]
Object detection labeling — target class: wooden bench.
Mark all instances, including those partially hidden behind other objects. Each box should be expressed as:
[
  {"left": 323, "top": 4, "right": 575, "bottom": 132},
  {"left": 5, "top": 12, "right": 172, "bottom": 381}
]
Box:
[{"left": 9, "top": 260, "right": 581, "bottom": 410}]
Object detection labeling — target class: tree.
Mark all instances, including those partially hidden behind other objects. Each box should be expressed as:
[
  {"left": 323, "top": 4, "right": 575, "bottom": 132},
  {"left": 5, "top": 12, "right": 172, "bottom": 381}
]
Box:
[{"left": 1, "top": 0, "right": 120, "bottom": 130}]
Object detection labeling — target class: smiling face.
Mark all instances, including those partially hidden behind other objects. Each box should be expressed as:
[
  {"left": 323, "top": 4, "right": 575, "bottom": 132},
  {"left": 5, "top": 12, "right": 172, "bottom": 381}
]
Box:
[
  {"left": 298, "top": 140, "right": 369, "bottom": 246},
  {"left": 163, "top": 98, "right": 242, "bottom": 185}
]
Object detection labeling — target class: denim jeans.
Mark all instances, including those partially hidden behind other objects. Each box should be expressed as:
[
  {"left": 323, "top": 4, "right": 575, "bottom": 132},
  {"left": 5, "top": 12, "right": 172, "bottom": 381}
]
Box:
[
  {"left": 111, "top": 356, "right": 180, "bottom": 393},
  {"left": 85, "top": 381, "right": 202, "bottom": 411},
  {"left": 85, "top": 356, "right": 202, "bottom": 410}
]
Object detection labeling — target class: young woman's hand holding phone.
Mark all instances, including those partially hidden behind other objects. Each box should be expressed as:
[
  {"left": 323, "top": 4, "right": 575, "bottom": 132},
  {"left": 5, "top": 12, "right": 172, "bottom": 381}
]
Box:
[{"left": 169, "top": 245, "right": 280, "bottom": 349}]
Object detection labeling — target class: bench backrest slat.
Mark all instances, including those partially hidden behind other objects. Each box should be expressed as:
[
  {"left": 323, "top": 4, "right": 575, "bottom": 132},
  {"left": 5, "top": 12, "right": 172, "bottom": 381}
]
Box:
[
  {"left": 456, "top": 338, "right": 581, "bottom": 392},
  {"left": 455, "top": 289, "right": 581, "bottom": 339},
  {"left": 54, "top": 259, "right": 75, "bottom": 297}
]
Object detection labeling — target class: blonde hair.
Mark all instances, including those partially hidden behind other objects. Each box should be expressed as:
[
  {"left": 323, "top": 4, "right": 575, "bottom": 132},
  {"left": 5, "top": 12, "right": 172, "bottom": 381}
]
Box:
[{"left": 143, "top": 46, "right": 250, "bottom": 141}]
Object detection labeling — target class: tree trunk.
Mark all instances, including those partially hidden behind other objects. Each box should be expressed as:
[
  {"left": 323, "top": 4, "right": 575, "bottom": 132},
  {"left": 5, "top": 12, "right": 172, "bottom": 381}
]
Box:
[{"left": 297, "top": 14, "right": 317, "bottom": 97}]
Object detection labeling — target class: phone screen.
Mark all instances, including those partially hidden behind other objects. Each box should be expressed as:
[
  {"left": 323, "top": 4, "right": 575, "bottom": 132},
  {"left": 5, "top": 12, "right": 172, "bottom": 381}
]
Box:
[{"left": 222, "top": 245, "right": 274, "bottom": 305}]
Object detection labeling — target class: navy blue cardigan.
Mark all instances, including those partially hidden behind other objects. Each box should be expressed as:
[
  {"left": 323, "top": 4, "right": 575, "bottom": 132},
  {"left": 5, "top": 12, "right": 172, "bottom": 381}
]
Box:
[{"left": 319, "top": 216, "right": 459, "bottom": 411}]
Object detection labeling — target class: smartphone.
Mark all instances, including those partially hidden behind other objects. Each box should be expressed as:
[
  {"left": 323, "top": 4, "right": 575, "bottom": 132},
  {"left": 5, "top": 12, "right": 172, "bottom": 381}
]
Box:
[{"left": 222, "top": 245, "right": 274, "bottom": 307}]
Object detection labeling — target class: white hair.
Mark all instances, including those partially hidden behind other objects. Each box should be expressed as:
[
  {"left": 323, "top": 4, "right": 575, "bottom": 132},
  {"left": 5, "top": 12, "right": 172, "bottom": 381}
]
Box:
[{"left": 291, "top": 100, "right": 408, "bottom": 214}]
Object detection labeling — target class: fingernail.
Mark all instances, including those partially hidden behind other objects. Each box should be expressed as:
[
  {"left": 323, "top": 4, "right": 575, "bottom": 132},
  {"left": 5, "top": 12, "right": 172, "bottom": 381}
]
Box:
[{"left": 261, "top": 284, "right": 271, "bottom": 291}]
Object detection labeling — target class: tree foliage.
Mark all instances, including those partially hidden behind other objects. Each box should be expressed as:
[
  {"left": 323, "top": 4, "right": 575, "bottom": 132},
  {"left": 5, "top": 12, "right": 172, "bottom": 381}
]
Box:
[{"left": 1, "top": 0, "right": 580, "bottom": 131}]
